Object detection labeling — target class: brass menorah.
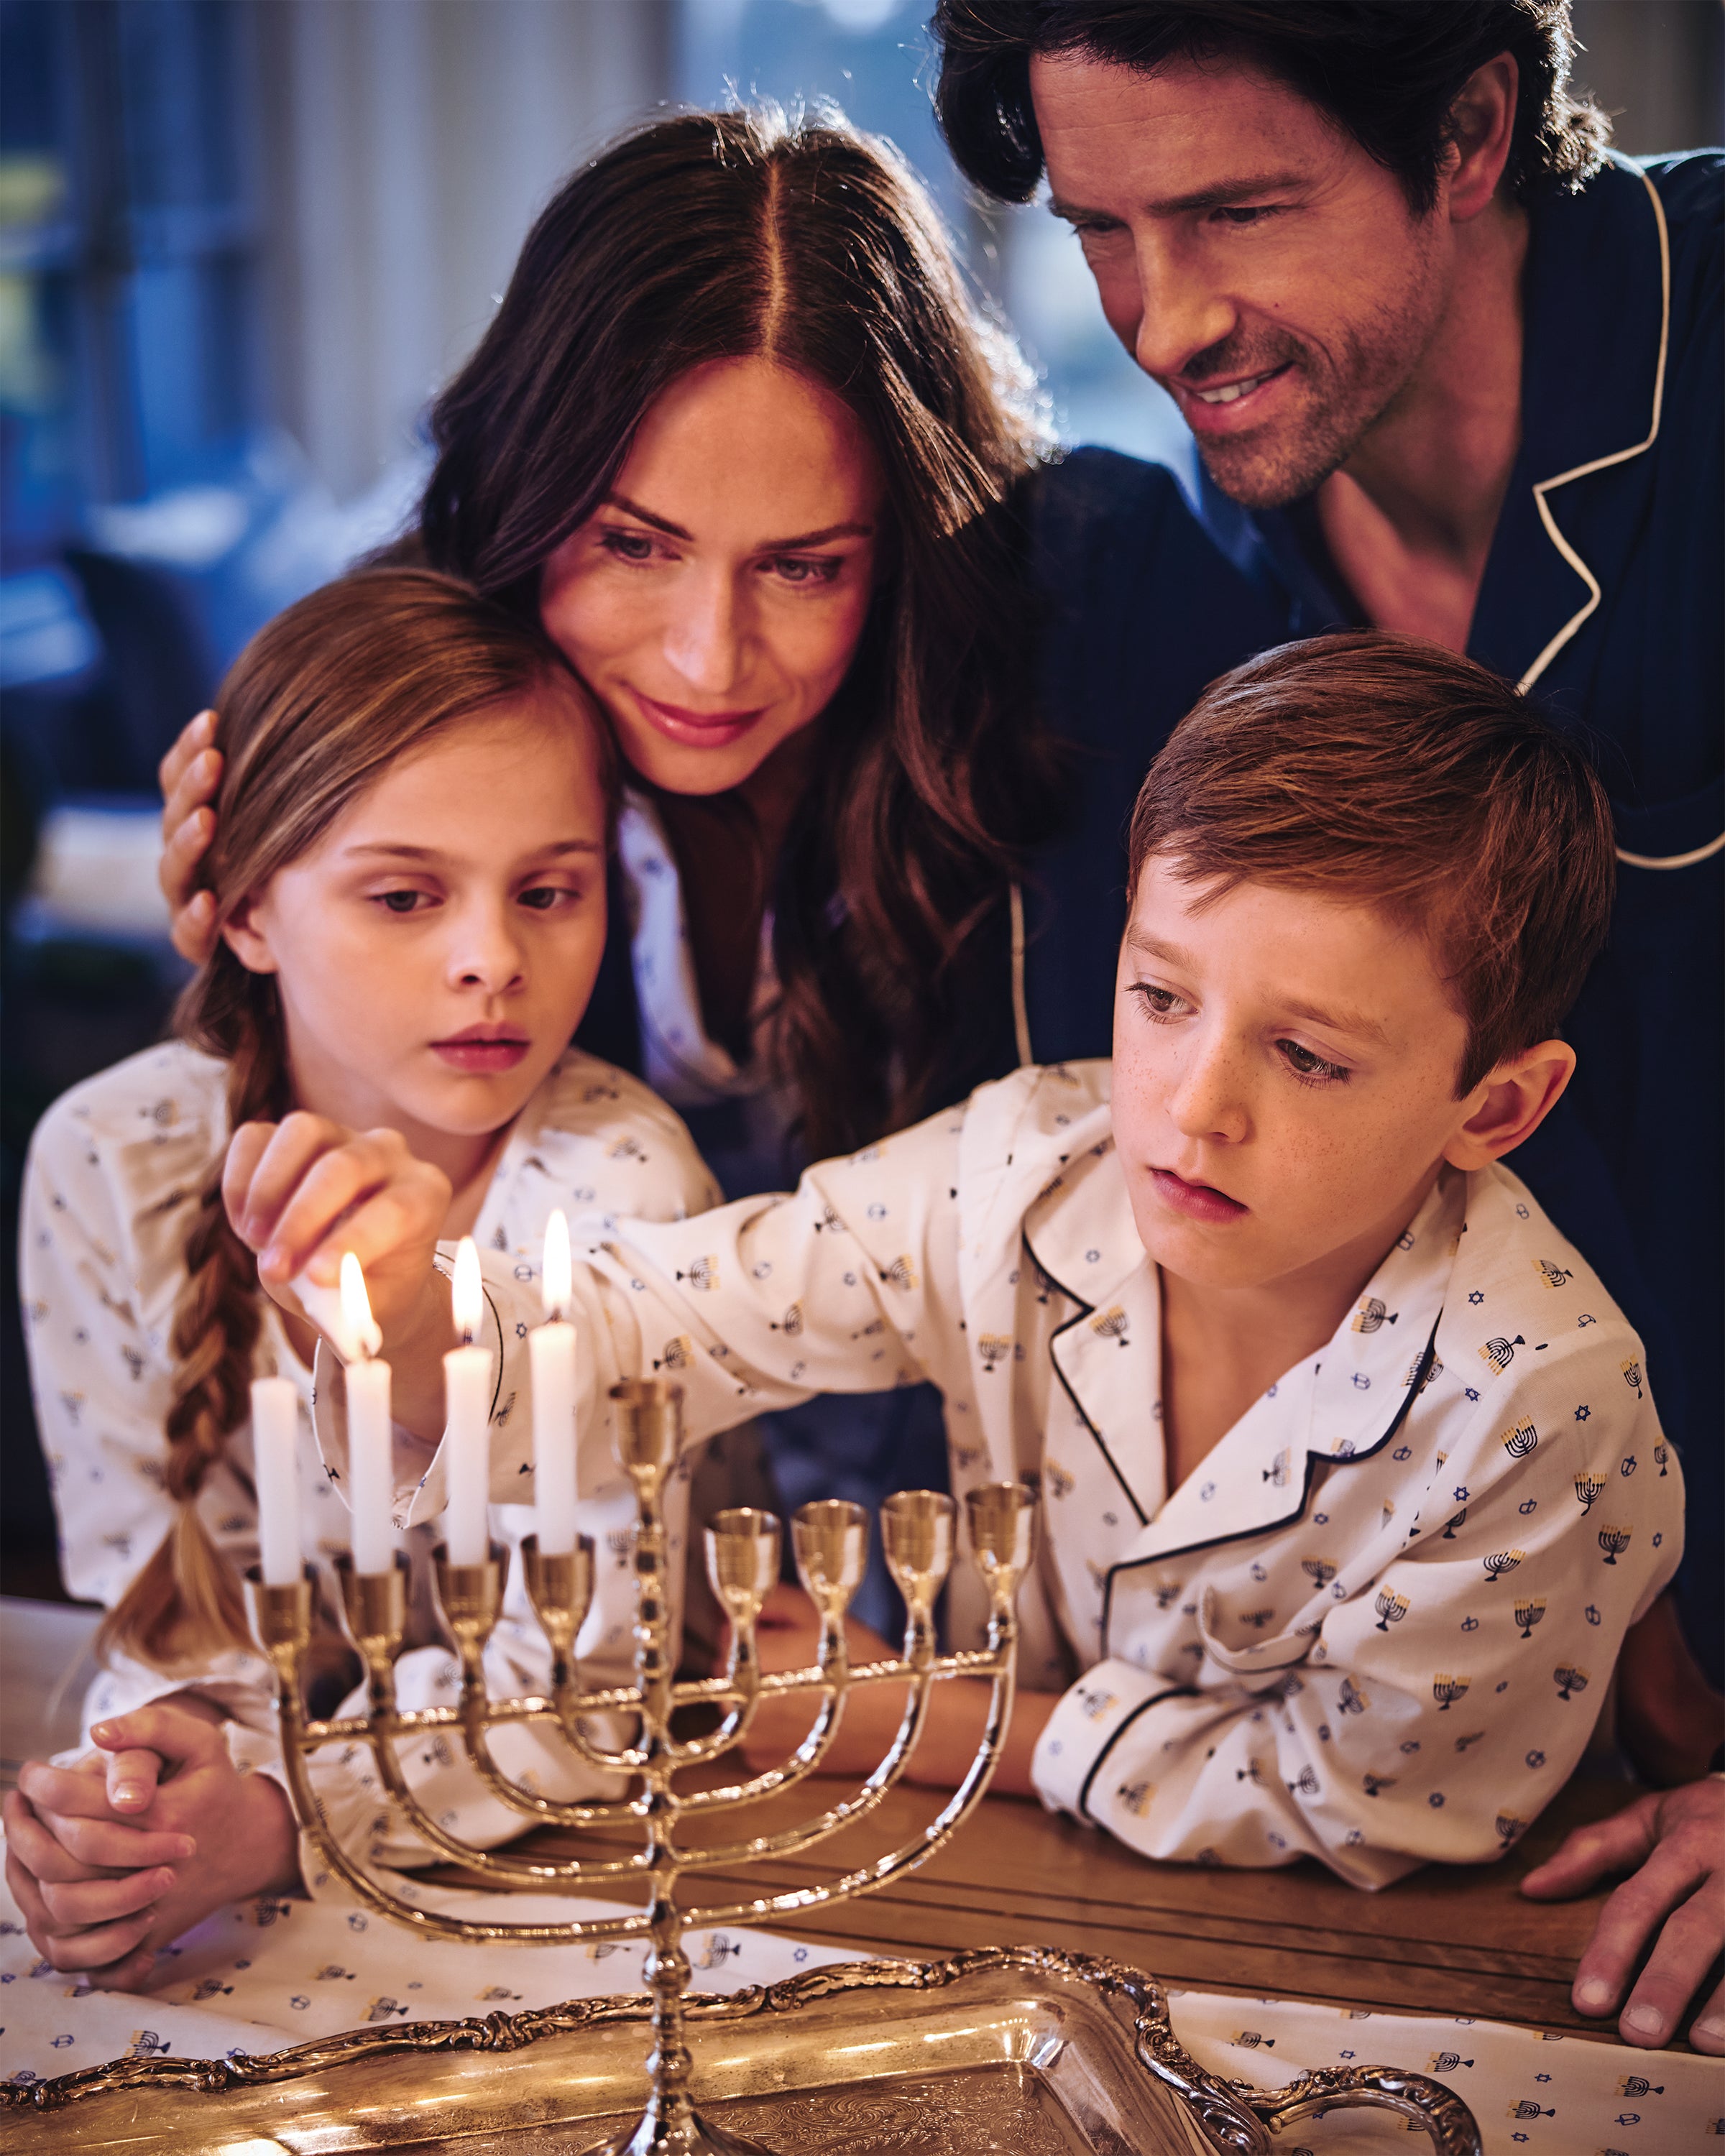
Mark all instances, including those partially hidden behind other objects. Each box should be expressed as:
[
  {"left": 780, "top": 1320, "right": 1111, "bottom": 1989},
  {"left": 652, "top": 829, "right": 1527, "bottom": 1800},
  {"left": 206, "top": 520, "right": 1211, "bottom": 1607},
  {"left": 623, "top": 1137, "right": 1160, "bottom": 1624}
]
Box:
[{"left": 247, "top": 1377, "right": 1039, "bottom": 2156}]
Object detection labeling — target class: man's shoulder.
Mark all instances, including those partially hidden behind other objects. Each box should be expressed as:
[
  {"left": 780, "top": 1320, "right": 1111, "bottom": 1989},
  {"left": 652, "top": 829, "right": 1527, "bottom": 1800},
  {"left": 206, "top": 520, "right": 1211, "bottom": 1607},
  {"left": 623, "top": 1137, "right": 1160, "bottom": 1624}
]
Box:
[
  {"left": 1026, "top": 446, "right": 1193, "bottom": 541},
  {"left": 1639, "top": 149, "right": 1724, "bottom": 239}
]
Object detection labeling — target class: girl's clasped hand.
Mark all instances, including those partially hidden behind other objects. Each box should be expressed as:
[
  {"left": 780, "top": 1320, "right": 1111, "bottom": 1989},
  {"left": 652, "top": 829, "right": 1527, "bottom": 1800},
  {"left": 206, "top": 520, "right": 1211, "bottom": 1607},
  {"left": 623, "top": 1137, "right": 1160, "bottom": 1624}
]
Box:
[
  {"left": 12, "top": 572, "right": 618, "bottom": 1986},
  {"left": 4, "top": 1701, "right": 299, "bottom": 1993}
]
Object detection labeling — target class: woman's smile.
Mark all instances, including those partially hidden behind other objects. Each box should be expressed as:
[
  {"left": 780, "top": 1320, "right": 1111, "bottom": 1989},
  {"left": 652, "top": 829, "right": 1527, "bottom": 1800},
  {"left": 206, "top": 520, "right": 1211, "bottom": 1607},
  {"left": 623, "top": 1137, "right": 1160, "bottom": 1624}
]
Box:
[{"left": 627, "top": 687, "right": 770, "bottom": 752}]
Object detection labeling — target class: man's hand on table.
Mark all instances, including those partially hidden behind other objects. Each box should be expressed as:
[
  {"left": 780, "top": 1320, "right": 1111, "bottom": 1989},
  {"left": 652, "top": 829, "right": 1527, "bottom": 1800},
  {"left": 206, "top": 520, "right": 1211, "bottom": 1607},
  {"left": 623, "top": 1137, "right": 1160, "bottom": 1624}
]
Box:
[
  {"left": 732, "top": 1583, "right": 1052, "bottom": 1797},
  {"left": 1520, "top": 1777, "right": 1724, "bottom": 2052}
]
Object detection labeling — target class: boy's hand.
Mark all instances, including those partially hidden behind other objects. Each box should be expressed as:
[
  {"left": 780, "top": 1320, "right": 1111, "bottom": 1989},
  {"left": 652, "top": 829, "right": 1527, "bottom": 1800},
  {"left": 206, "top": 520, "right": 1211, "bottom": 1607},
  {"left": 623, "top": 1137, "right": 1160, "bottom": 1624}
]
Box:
[
  {"left": 224, "top": 1113, "right": 456, "bottom": 1437},
  {"left": 4, "top": 1700, "right": 300, "bottom": 1992}
]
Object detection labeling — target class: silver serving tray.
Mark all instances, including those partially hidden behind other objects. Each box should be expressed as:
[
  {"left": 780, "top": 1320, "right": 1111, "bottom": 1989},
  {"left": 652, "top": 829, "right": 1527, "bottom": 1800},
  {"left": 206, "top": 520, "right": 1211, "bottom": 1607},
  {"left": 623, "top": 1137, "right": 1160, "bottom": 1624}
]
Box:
[{"left": 1, "top": 1945, "right": 1480, "bottom": 2154}]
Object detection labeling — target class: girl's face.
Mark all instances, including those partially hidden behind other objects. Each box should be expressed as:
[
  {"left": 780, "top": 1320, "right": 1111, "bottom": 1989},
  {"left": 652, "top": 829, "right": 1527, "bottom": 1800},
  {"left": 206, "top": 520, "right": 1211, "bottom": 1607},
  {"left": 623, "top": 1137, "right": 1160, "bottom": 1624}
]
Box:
[
  {"left": 539, "top": 356, "right": 885, "bottom": 797},
  {"left": 223, "top": 689, "right": 609, "bottom": 1168}
]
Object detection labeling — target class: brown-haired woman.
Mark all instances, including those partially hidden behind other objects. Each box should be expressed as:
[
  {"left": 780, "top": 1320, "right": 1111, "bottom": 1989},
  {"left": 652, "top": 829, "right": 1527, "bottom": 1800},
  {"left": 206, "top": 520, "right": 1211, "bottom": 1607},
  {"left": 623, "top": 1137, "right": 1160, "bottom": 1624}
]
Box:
[
  {"left": 10, "top": 569, "right": 727, "bottom": 1988},
  {"left": 153, "top": 103, "right": 1285, "bottom": 1617}
]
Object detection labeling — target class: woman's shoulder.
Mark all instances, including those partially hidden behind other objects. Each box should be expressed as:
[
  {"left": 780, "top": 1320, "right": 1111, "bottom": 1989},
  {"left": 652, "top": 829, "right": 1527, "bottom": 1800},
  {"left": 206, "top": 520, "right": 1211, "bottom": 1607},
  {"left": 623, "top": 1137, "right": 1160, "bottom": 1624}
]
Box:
[{"left": 505, "top": 1051, "right": 722, "bottom": 1220}]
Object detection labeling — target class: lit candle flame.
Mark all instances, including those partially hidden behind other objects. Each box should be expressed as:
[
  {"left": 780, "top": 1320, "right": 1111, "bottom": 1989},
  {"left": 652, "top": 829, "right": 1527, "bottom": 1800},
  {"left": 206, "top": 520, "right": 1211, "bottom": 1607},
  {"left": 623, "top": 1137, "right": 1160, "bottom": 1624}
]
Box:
[
  {"left": 543, "top": 1209, "right": 571, "bottom": 1322},
  {"left": 453, "top": 1235, "right": 483, "bottom": 1346},
  {"left": 339, "top": 1251, "right": 383, "bottom": 1361}
]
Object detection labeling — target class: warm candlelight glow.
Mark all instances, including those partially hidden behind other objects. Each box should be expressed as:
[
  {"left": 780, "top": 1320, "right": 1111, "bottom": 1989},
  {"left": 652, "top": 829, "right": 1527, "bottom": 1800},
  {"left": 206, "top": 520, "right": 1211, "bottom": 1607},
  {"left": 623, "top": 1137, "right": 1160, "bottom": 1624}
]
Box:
[
  {"left": 339, "top": 1251, "right": 382, "bottom": 1361},
  {"left": 453, "top": 1235, "right": 483, "bottom": 1345},
  {"left": 543, "top": 1208, "right": 571, "bottom": 1320}
]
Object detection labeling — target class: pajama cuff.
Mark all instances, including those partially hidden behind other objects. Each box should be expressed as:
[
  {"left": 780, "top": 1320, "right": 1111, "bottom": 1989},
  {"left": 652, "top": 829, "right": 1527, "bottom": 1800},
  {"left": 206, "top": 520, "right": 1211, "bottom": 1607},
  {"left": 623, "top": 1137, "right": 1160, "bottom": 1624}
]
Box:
[
  {"left": 1032, "top": 1657, "right": 1187, "bottom": 1824},
  {"left": 310, "top": 1245, "right": 528, "bottom": 1529}
]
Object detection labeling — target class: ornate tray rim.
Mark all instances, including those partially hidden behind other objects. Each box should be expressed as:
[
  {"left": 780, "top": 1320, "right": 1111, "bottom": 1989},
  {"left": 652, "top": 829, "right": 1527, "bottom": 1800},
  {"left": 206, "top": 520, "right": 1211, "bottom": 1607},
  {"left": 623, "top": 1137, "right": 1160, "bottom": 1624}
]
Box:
[{"left": 2, "top": 1942, "right": 1481, "bottom": 2153}]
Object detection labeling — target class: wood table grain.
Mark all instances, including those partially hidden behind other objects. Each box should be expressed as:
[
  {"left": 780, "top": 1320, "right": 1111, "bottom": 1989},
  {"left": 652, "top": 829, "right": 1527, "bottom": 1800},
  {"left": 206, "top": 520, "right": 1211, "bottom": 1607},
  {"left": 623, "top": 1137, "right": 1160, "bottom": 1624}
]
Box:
[{"left": 505, "top": 1771, "right": 1645, "bottom": 2045}]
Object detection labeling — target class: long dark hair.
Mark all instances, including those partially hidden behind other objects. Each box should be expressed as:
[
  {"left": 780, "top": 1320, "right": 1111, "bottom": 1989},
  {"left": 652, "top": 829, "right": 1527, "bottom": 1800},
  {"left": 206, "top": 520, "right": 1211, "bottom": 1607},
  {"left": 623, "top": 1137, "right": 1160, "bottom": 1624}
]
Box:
[
  {"left": 419, "top": 104, "right": 1062, "bottom": 1155},
  {"left": 102, "top": 571, "right": 597, "bottom": 1666}
]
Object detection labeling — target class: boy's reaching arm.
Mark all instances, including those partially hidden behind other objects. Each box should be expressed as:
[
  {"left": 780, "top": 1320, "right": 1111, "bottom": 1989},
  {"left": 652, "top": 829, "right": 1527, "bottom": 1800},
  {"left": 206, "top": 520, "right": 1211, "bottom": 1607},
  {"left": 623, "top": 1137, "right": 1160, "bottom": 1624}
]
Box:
[{"left": 391, "top": 1103, "right": 974, "bottom": 1506}]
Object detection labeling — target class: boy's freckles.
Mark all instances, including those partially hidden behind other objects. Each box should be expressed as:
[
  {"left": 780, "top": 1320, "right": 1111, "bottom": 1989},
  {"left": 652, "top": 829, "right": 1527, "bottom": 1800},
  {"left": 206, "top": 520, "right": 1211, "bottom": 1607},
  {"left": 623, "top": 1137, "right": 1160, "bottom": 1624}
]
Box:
[{"left": 1110, "top": 860, "right": 1474, "bottom": 1295}]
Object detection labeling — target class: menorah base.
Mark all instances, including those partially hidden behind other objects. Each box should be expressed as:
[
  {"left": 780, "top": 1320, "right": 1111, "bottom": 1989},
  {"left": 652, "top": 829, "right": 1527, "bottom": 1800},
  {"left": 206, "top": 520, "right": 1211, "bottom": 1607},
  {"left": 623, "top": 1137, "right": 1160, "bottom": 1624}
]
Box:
[{"left": 583, "top": 2107, "right": 773, "bottom": 2156}]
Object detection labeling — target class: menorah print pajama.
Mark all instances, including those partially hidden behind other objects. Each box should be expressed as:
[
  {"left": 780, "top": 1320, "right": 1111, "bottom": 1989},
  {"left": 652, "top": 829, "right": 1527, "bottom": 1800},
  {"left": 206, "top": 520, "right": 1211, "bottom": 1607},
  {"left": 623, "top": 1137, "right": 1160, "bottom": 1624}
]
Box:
[
  {"left": 466, "top": 1060, "right": 1682, "bottom": 1887},
  {"left": 22, "top": 1044, "right": 720, "bottom": 1889}
]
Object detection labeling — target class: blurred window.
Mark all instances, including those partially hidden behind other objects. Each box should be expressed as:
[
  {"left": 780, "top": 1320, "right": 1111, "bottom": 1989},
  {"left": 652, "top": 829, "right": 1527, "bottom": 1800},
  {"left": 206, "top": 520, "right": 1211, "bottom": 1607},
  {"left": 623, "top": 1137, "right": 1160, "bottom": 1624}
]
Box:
[{"left": 0, "top": 0, "right": 261, "bottom": 569}]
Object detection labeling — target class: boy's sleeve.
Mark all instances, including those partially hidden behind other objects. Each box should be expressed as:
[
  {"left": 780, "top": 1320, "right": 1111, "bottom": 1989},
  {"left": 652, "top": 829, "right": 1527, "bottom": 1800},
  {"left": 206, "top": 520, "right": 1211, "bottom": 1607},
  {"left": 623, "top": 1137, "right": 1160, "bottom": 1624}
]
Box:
[
  {"left": 384, "top": 1106, "right": 970, "bottom": 1510},
  {"left": 1034, "top": 1329, "right": 1683, "bottom": 1889}
]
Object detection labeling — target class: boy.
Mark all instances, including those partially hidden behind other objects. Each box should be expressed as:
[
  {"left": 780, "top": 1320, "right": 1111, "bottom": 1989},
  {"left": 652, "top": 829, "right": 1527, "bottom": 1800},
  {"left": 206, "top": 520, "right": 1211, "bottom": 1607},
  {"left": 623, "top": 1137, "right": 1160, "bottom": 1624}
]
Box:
[{"left": 317, "top": 631, "right": 1681, "bottom": 1886}]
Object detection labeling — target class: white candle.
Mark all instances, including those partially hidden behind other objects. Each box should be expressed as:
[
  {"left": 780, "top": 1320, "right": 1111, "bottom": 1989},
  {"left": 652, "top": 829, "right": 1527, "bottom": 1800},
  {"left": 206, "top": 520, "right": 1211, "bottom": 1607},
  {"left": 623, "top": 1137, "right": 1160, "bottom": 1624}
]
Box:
[
  {"left": 339, "top": 1253, "right": 395, "bottom": 1578},
  {"left": 251, "top": 1375, "right": 301, "bottom": 1586},
  {"left": 442, "top": 1236, "right": 492, "bottom": 1567},
  {"left": 530, "top": 1209, "right": 578, "bottom": 1557}
]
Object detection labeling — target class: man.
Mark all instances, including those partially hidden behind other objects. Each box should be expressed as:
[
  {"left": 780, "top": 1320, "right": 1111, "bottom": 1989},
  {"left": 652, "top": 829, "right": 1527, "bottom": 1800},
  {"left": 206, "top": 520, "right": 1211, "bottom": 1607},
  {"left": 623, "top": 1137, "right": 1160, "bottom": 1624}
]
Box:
[{"left": 933, "top": 0, "right": 1721, "bottom": 2054}]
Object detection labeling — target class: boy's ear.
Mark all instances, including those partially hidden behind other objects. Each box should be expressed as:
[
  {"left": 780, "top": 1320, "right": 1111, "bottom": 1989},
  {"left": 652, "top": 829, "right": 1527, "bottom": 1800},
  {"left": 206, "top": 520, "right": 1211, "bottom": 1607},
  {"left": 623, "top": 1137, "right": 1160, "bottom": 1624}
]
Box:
[
  {"left": 1443, "top": 1039, "right": 1576, "bottom": 1171},
  {"left": 220, "top": 898, "right": 278, "bottom": 977}
]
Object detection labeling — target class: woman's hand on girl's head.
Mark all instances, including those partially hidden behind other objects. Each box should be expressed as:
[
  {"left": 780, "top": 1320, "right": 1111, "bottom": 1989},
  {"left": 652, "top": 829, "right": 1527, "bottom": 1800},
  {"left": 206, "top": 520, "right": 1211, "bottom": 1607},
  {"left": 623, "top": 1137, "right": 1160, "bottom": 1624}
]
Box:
[
  {"left": 4, "top": 1700, "right": 300, "bottom": 1993},
  {"left": 157, "top": 709, "right": 223, "bottom": 965}
]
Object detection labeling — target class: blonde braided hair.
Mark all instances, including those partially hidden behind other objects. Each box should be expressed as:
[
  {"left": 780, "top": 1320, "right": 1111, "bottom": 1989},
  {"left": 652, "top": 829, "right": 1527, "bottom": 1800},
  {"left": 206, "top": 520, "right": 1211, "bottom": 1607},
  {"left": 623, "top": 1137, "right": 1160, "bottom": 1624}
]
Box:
[{"left": 98, "top": 568, "right": 610, "bottom": 1667}]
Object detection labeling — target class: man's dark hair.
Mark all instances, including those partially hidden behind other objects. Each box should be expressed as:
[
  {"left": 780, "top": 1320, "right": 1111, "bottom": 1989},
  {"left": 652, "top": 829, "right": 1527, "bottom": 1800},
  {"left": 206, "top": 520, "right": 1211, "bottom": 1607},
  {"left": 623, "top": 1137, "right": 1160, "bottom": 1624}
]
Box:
[{"left": 933, "top": 1, "right": 1611, "bottom": 211}]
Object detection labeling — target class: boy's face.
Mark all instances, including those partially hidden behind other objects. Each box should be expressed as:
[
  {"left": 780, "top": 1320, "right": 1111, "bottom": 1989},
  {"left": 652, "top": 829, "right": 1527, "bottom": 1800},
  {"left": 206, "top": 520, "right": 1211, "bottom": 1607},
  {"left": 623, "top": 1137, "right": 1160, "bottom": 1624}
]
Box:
[
  {"left": 1111, "top": 858, "right": 1485, "bottom": 1294},
  {"left": 225, "top": 688, "right": 609, "bottom": 1164}
]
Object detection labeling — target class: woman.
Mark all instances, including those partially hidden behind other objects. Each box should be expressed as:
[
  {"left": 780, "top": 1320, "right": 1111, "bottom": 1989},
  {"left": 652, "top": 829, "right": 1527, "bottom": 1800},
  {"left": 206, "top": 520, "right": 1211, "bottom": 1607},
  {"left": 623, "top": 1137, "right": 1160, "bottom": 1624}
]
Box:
[{"left": 153, "top": 104, "right": 1285, "bottom": 1600}]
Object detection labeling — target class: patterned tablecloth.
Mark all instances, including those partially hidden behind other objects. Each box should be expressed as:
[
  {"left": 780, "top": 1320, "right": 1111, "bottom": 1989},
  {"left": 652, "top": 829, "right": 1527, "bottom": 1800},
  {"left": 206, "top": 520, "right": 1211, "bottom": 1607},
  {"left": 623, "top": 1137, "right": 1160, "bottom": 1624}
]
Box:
[{"left": 0, "top": 1864, "right": 1717, "bottom": 2150}]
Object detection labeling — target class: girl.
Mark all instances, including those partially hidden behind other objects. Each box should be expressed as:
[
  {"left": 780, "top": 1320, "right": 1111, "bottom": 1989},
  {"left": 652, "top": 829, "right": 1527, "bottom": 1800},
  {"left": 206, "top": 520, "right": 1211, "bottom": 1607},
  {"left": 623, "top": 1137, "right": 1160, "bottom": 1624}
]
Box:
[{"left": 9, "top": 568, "right": 721, "bottom": 1989}]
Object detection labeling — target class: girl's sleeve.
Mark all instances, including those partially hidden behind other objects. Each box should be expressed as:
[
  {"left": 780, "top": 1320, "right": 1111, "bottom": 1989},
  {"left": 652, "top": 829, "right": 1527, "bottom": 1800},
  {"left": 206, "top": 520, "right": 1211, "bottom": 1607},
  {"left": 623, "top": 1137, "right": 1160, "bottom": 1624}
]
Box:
[
  {"left": 20, "top": 1102, "right": 298, "bottom": 1756},
  {"left": 1034, "top": 1326, "right": 1683, "bottom": 1889},
  {"left": 19, "top": 1101, "right": 187, "bottom": 1617}
]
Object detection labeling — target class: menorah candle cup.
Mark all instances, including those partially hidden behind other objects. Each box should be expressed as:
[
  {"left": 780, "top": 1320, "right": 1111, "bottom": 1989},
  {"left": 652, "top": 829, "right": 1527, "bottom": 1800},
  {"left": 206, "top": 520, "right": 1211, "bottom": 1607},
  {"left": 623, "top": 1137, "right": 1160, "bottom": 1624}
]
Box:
[
  {"left": 610, "top": 1376, "right": 682, "bottom": 1487},
  {"left": 244, "top": 1564, "right": 316, "bottom": 1656},
  {"left": 704, "top": 1507, "right": 781, "bottom": 1628},
  {"left": 433, "top": 1542, "right": 507, "bottom": 1658},
  {"left": 523, "top": 1533, "right": 597, "bottom": 1667},
  {"left": 792, "top": 1499, "right": 870, "bottom": 1623},
  {"left": 334, "top": 1550, "right": 409, "bottom": 1660},
  {"left": 965, "top": 1482, "right": 1039, "bottom": 1608},
  {"left": 881, "top": 1490, "right": 956, "bottom": 1626}
]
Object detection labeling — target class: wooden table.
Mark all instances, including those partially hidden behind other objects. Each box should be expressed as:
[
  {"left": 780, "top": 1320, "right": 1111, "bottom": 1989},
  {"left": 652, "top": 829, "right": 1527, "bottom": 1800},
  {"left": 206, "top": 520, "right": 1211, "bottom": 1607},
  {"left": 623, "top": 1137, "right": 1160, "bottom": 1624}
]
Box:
[{"left": 516, "top": 1770, "right": 1642, "bottom": 2045}]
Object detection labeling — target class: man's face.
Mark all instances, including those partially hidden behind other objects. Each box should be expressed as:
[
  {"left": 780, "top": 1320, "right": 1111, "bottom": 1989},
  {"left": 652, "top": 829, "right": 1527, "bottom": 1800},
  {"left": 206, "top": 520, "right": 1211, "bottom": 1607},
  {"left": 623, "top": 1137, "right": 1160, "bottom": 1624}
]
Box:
[{"left": 1031, "top": 51, "right": 1453, "bottom": 507}]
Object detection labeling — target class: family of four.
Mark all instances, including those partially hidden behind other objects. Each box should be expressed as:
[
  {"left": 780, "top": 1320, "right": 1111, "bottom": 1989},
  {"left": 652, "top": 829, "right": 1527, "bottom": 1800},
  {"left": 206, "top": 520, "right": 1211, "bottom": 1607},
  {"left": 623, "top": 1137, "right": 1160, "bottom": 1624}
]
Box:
[{"left": 11, "top": 0, "right": 1721, "bottom": 2058}]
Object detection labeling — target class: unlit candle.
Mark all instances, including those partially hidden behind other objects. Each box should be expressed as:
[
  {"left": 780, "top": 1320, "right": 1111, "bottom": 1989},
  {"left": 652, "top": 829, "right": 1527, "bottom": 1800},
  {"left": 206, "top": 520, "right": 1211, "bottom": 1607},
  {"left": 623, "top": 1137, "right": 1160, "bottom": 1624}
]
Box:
[
  {"left": 530, "top": 1209, "right": 578, "bottom": 1557},
  {"left": 442, "top": 1236, "right": 492, "bottom": 1567},
  {"left": 251, "top": 1375, "right": 301, "bottom": 1586}
]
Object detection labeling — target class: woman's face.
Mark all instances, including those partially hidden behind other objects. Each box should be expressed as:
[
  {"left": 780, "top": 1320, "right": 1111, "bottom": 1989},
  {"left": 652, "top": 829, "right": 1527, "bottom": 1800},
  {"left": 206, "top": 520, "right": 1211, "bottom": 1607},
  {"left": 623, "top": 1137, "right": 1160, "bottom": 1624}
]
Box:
[{"left": 539, "top": 356, "right": 885, "bottom": 797}]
